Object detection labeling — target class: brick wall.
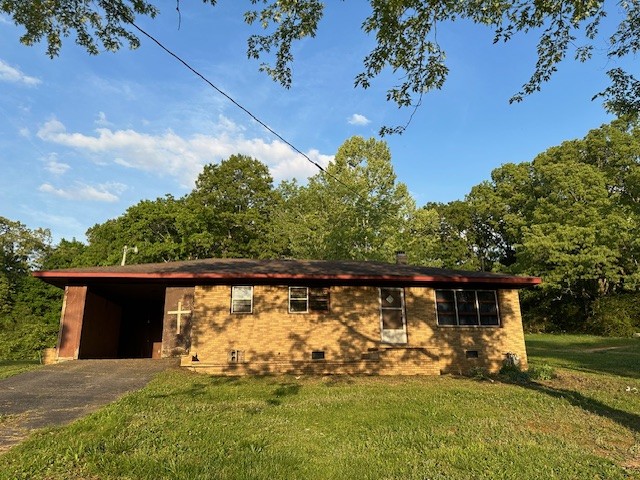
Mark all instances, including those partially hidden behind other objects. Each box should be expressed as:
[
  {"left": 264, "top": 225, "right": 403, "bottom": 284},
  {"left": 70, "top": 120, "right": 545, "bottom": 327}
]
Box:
[{"left": 183, "top": 285, "right": 528, "bottom": 375}]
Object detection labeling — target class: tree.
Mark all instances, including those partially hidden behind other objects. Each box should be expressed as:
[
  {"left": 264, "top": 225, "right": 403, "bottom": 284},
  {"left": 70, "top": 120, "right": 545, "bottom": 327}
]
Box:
[
  {"left": 277, "top": 136, "right": 415, "bottom": 262},
  {"left": 0, "top": 217, "right": 51, "bottom": 314},
  {"left": 0, "top": 217, "right": 60, "bottom": 359},
  {"left": 457, "top": 119, "right": 640, "bottom": 332},
  {"left": 4, "top": 1, "right": 640, "bottom": 133},
  {"left": 42, "top": 238, "right": 88, "bottom": 270},
  {"left": 402, "top": 206, "right": 443, "bottom": 268},
  {"left": 466, "top": 161, "right": 538, "bottom": 269},
  {"left": 424, "top": 201, "right": 485, "bottom": 272},
  {"left": 83, "top": 195, "right": 184, "bottom": 266},
  {"left": 180, "top": 154, "right": 280, "bottom": 259}
]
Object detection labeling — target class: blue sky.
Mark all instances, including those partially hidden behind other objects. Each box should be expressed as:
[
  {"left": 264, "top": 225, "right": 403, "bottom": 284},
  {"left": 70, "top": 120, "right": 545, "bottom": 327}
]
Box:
[{"left": 0, "top": 2, "right": 628, "bottom": 243}]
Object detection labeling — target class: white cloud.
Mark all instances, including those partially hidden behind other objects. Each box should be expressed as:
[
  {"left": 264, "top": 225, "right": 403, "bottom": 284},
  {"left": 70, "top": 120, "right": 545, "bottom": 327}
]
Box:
[
  {"left": 18, "top": 207, "right": 86, "bottom": 242},
  {"left": 18, "top": 127, "right": 30, "bottom": 138},
  {"left": 44, "top": 158, "right": 71, "bottom": 176},
  {"left": 95, "top": 111, "right": 113, "bottom": 127},
  {"left": 347, "top": 113, "right": 371, "bottom": 126},
  {"left": 39, "top": 181, "right": 126, "bottom": 202},
  {"left": 0, "top": 59, "right": 41, "bottom": 86},
  {"left": 37, "top": 117, "right": 333, "bottom": 185}
]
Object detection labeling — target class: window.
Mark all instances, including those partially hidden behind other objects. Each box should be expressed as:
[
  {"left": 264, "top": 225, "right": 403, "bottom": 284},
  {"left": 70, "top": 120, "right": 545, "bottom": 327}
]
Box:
[
  {"left": 231, "top": 286, "right": 253, "bottom": 313},
  {"left": 379, "top": 287, "right": 407, "bottom": 343},
  {"left": 435, "top": 290, "right": 500, "bottom": 326},
  {"left": 309, "top": 288, "right": 330, "bottom": 311},
  {"left": 289, "top": 287, "right": 330, "bottom": 313}
]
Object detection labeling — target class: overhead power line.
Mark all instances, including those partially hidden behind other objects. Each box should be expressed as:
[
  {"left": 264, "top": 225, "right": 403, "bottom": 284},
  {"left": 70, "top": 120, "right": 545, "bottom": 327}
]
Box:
[{"left": 129, "top": 21, "right": 365, "bottom": 202}]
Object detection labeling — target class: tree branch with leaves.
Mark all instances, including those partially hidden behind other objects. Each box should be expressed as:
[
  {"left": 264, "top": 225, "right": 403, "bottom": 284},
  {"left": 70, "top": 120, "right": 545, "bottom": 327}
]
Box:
[{"left": 3, "top": 1, "right": 639, "bottom": 133}]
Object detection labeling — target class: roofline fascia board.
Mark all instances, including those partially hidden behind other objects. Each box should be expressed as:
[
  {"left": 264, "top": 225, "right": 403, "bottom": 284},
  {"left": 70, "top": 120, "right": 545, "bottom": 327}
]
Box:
[{"left": 32, "top": 270, "right": 542, "bottom": 287}]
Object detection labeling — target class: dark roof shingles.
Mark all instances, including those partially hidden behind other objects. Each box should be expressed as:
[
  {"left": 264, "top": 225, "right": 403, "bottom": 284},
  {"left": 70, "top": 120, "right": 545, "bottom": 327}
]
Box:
[{"left": 33, "top": 258, "right": 540, "bottom": 287}]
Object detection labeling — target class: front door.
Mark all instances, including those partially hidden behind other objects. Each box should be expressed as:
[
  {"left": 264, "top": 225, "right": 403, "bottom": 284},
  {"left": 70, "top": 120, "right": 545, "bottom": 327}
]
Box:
[{"left": 379, "top": 287, "right": 407, "bottom": 344}]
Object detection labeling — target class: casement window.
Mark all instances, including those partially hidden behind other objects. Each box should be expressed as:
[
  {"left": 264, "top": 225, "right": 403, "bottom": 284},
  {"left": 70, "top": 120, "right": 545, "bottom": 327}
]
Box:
[
  {"left": 435, "top": 290, "right": 500, "bottom": 326},
  {"left": 288, "top": 287, "right": 330, "bottom": 313},
  {"left": 379, "top": 287, "right": 407, "bottom": 343},
  {"left": 231, "top": 286, "right": 253, "bottom": 313}
]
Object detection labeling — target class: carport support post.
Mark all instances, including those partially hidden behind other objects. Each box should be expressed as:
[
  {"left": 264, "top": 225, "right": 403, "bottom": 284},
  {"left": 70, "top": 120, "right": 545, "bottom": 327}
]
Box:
[{"left": 56, "top": 286, "right": 88, "bottom": 361}]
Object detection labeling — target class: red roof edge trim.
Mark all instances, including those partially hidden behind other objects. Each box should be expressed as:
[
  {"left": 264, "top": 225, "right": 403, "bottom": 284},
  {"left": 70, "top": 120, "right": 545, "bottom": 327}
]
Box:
[{"left": 32, "top": 270, "right": 542, "bottom": 286}]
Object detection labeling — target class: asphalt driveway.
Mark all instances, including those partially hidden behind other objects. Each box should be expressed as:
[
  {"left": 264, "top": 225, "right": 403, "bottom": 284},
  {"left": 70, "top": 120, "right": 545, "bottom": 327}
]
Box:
[{"left": 0, "top": 358, "right": 179, "bottom": 451}]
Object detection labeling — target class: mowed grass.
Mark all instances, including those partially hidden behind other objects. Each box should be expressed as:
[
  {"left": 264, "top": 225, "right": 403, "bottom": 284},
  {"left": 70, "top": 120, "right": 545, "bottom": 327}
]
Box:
[
  {"left": 0, "top": 335, "right": 637, "bottom": 479},
  {"left": 0, "top": 360, "right": 40, "bottom": 380},
  {"left": 527, "top": 334, "right": 640, "bottom": 379}
]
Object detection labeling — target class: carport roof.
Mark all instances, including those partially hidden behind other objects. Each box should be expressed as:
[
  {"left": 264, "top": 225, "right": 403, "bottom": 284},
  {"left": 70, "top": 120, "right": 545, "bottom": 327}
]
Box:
[{"left": 33, "top": 258, "right": 541, "bottom": 289}]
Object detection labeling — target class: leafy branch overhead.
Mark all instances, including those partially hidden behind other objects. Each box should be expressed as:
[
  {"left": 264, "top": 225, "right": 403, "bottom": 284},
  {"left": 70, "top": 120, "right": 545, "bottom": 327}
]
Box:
[{"left": 1, "top": 0, "right": 639, "bottom": 132}]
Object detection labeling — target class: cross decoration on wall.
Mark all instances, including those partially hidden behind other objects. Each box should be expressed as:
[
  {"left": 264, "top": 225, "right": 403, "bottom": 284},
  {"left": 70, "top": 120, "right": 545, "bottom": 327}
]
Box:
[{"left": 167, "top": 300, "right": 191, "bottom": 335}]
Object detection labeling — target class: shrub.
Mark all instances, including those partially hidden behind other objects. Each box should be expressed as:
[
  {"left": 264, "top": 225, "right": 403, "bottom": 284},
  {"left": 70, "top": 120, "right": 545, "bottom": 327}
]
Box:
[
  {"left": 528, "top": 363, "right": 556, "bottom": 381},
  {"left": 587, "top": 293, "right": 640, "bottom": 337},
  {"left": 469, "top": 366, "right": 490, "bottom": 380},
  {"left": 499, "top": 363, "right": 530, "bottom": 383}
]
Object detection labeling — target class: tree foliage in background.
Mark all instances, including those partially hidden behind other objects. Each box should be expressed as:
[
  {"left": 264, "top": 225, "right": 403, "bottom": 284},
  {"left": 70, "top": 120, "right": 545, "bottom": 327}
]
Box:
[
  {"left": 463, "top": 118, "right": 640, "bottom": 332},
  {"left": 274, "top": 136, "right": 419, "bottom": 262},
  {"left": 0, "top": 217, "right": 51, "bottom": 314},
  {"left": 84, "top": 195, "right": 184, "bottom": 266},
  {"left": 181, "top": 154, "right": 280, "bottom": 259},
  {"left": 3, "top": 1, "right": 640, "bottom": 133},
  {"left": 80, "top": 155, "right": 280, "bottom": 265},
  {"left": 0, "top": 218, "right": 61, "bottom": 359}
]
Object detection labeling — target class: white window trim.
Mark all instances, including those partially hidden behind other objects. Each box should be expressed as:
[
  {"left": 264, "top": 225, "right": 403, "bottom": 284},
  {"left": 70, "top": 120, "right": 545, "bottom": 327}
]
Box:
[
  {"left": 379, "top": 287, "right": 408, "bottom": 344},
  {"left": 289, "top": 286, "right": 309, "bottom": 313},
  {"left": 434, "top": 289, "right": 501, "bottom": 327},
  {"left": 231, "top": 285, "right": 253, "bottom": 314}
]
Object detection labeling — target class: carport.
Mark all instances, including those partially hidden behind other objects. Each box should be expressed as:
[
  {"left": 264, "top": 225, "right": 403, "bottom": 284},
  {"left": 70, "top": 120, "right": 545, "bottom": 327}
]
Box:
[
  {"left": 57, "top": 282, "right": 165, "bottom": 360},
  {"left": 34, "top": 265, "right": 196, "bottom": 362}
]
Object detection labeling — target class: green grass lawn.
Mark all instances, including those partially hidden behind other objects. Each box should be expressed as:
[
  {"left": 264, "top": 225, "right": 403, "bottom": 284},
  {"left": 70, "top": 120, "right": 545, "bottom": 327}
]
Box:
[
  {"left": 0, "top": 360, "right": 40, "bottom": 380},
  {"left": 527, "top": 334, "right": 640, "bottom": 379},
  {"left": 0, "top": 335, "right": 638, "bottom": 479}
]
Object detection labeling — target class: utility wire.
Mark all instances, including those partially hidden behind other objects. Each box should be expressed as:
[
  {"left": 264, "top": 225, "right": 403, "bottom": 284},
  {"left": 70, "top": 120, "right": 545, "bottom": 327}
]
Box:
[{"left": 129, "top": 21, "right": 368, "bottom": 203}]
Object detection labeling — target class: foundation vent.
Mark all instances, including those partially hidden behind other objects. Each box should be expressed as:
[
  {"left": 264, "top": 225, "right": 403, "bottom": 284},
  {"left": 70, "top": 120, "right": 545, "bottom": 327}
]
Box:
[{"left": 228, "top": 350, "right": 244, "bottom": 363}]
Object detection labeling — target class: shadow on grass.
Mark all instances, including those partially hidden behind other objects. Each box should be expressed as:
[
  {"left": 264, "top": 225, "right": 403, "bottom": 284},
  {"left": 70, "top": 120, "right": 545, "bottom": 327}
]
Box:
[
  {"left": 501, "top": 377, "right": 640, "bottom": 435},
  {"left": 148, "top": 375, "right": 242, "bottom": 400},
  {"left": 323, "top": 376, "right": 356, "bottom": 387},
  {"left": 266, "top": 382, "right": 301, "bottom": 406}
]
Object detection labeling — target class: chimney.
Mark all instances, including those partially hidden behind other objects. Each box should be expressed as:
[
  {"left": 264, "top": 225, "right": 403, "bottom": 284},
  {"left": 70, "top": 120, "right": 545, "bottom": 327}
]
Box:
[{"left": 395, "top": 251, "right": 408, "bottom": 265}]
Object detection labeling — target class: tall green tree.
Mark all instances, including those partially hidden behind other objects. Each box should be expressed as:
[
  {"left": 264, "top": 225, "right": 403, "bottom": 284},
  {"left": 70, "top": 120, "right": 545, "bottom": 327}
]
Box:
[
  {"left": 458, "top": 119, "right": 640, "bottom": 332},
  {"left": 424, "top": 201, "right": 485, "bottom": 271},
  {"left": 403, "top": 206, "right": 443, "bottom": 268},
  {"left": 278, "top": 136, "right": 415, "bottom": 262},
  {"left": 0, "top": 217, "right": 51, "bottom": 314},
  {"left": 0, "top": 217, "right": 60, "bottom": 359},
  {"left": 466, "top": 161, "right": 538, "bottom": 269},
  {"left": 5, "top": 1, "right": 640, "bottom": 130},
  {"left": 180, "top": 154, "right": 280, "bottom": 259},
  {"left": 42, "top": 239, "right": 88, "bottom": 270},
  {"left": 83, "top": 195, "right": 184, "bottom": 266}
]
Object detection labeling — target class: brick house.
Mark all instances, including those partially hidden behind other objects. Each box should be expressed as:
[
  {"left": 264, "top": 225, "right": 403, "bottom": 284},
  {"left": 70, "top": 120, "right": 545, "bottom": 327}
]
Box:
[{"left": 34, "top": 257, "right": 540, "bottom": 375}]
